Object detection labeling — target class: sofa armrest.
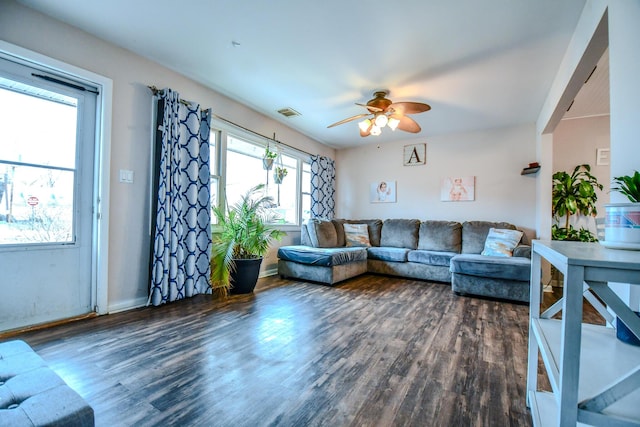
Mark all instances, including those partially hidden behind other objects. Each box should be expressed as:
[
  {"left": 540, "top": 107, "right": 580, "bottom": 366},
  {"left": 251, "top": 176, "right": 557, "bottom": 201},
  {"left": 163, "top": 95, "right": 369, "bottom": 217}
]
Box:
[{"left": 513, "top": 244, "right": 531, "bottom": 258}]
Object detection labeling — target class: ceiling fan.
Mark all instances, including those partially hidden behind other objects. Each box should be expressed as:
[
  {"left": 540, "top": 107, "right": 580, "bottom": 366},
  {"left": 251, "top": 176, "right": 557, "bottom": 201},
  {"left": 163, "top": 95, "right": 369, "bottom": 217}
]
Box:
[{"left": 327, "top": 90, "right": 431, "bottom": 137}]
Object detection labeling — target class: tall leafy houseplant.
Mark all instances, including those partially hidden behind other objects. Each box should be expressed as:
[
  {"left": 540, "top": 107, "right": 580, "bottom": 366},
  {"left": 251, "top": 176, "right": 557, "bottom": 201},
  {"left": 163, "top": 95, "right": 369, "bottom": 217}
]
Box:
[
  {"left": 552, "top": 164, "right": 603, "bottom": 242},
  {"left": 210, "top": 184, "right": 285, "bottom": 296}
]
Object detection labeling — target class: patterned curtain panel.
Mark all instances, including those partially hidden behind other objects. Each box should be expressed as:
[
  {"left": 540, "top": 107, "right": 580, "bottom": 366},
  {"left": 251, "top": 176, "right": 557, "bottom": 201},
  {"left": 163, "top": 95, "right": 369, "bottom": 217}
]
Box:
[
  {"left": 150, "top": 89, "right": 212, "bottom": 306},
  {"left": 310, "top": 155, "right": 336, "bottom": 219}
]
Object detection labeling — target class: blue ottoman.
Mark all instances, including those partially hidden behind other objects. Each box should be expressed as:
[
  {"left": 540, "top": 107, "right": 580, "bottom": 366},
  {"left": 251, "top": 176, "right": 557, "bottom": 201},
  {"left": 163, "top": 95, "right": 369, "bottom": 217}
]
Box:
[{"left": 0, "top": 340, "right": 94, "bottom": 426}]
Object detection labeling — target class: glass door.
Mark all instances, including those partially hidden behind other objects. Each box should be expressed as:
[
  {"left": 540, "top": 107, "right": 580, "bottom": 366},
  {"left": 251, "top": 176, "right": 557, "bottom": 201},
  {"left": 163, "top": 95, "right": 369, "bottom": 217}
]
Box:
[{"left": 0, "top": 57, "right": 97, "bottom": 331}]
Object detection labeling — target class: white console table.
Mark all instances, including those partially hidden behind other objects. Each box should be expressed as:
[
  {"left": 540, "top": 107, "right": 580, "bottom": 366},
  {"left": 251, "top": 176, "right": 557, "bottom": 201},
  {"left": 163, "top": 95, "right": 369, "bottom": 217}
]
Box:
[{"left": 527, "top": 240, "right": 640, "bottom": 427}]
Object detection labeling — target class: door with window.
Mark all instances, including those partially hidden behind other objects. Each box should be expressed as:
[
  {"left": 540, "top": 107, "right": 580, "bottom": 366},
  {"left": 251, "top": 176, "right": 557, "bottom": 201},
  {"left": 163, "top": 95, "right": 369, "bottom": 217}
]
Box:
[{"left": 0, "top": 57, "right": 96, "bottom": 331}]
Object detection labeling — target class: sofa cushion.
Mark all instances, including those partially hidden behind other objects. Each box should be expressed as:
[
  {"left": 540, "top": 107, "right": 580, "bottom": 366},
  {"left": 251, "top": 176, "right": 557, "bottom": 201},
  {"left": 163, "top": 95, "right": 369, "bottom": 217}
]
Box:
[
  {"left": 418, "top": 220, "right": 462, "bottom": 252},
  {"left": 367, "top": 247, "right": 411, "bottom": 262},
  {"left": 513, "top": 245, "right": 531, "bottom": 258},
  {"left": 341, "top": 219, "right": 383, "bottom": 246},
  {"left": 461, "top": 221, "right": 517, "bottom": 254},
  {"left": 407, "top": 250, "right": 457, "bottom": 267},
  {"left": 278, "top": 246, "right": 367, "bottom": 267},
  {"left": 450, "top": 254, "right": 531, "bottom": 281},
  {"left": 344, "top": 223, "right": 371, "bottom": 247},
  {"left": 332, "top": 219, "right": 346, "bottom": 247},
  {"left": 306, "top": 218, "right": 338, "bottom": 247},
  {"left": 481, "top": 228, "right": 524, "bottom": 257},
  {"left": 380, "top": 219, "right": 420, "bottom": 249}
]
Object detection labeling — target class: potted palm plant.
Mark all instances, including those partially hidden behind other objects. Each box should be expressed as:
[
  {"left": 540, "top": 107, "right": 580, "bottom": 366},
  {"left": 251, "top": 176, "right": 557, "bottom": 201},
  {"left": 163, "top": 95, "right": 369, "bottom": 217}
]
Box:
[
  {"left": 551, "top": 164, "right": 603, "bottom": 242},
  {"left": 210, "top": 184, "right": 286, "bottom": 296},
  {"left": 550, "top": 164, "right": 603, "bottom": 288},
  {"left": 605, "top": 170, "right": 640, "bottom": 247}
]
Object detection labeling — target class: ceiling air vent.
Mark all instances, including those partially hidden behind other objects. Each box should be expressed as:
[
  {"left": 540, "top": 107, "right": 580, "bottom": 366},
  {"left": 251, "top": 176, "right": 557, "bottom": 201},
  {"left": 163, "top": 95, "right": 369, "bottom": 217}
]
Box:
[{"left": 277, "top": 107, "right": 301, "bottom": 118}]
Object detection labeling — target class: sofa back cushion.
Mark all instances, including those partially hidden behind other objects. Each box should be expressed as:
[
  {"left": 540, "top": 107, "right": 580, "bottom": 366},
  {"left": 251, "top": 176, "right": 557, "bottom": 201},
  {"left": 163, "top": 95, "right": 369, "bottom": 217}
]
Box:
[
  {"left": 380, "top": 219, "right": 420, "bottom": 249},
  {"left": 332, "top": 219, "right": 346, "bottom": 247},
  {"left": 306, "top": 218, "right": 338, "bottom": 247},
  {"left": 340, "top": 219, "right": 383, "bottom": 247},
  {"left": 462, "top": 221, "right": 516, "bottom": 254},
  {"left": 418, "top": 220, "right": 462, "bottom": 253}
]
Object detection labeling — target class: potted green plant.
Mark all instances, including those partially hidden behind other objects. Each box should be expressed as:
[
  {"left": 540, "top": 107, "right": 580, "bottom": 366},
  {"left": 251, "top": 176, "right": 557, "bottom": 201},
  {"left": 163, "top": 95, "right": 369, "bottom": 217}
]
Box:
[
  {"left": 262, "top": 147, "right": 278, "bottom": 170},
  {"left": 273, "top": 166, "right": 288, "bottom": 184},
  {"left": 210, "top": 184, "right": 286, "bottom": 296},
  {"left": 604, "top": 170, "right": 640, "bottom": 247},
  {"left": 551, "top": 164, "right": 603, "bottom": 242}
]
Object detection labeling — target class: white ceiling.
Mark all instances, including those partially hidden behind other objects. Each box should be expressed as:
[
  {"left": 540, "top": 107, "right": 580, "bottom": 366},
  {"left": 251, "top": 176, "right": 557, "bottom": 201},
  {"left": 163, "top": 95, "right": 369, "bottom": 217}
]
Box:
[{"left": 17, "top": 0, "right": 593, "bottom": 149}]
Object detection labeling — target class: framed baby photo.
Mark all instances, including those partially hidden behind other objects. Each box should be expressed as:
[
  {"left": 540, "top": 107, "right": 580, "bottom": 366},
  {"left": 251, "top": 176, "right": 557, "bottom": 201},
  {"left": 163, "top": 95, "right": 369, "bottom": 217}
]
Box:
[
  {"left": 370, "top": 180, "right": 396, "bottom": 203},
  {"left": 441, "top": 176, "right": 475, "bottom": 201}
]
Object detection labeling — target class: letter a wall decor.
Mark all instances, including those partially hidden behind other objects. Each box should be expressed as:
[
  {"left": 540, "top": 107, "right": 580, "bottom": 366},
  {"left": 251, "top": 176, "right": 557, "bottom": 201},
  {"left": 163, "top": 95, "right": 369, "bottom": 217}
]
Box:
[{"left": 403, "top": 143, "right": 426, "bottom": 166}]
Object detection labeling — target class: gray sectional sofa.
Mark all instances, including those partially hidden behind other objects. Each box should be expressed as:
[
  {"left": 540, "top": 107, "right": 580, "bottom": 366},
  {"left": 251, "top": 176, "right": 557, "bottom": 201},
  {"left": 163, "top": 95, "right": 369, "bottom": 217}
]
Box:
[{"left": 277, "top": 218, "right": 532, "bottom": 302}]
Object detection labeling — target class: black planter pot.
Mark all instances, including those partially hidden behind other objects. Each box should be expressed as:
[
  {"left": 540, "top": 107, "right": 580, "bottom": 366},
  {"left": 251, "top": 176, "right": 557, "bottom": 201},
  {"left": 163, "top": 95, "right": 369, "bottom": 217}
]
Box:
[
  {"left": 616, "top": 311, "right": 640, "bottom": 346},
  {"left": 230, "top": 257, "right": 263, "bottom": 294}
]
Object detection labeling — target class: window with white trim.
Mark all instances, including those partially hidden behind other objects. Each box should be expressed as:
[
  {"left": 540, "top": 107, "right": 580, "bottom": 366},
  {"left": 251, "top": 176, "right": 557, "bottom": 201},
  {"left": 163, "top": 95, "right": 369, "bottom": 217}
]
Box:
[{"left": 210, "top": 123, "right": 309, "bottom": 228}]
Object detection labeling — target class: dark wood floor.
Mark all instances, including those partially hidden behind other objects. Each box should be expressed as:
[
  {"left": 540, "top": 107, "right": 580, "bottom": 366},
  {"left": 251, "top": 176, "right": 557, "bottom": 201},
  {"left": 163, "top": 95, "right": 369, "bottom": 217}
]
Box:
[{"left": 6, "top": 275, "right": 603, "bottom": 427}]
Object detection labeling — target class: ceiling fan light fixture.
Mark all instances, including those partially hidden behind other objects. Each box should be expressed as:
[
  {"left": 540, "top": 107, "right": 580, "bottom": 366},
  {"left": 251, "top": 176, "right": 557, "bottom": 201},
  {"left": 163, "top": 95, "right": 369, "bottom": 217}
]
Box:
[
  {"left": 387, "top": 117, "right": 400, "bottom": 130},
  {"left": 358, "top": 119, "right": 372, "bottom": 132},
  {"left": 374, "top": 113, "right": 388, "bottom": 128},
  {"left": 370, "top": 125, "right": 382, "bottom": 136}
]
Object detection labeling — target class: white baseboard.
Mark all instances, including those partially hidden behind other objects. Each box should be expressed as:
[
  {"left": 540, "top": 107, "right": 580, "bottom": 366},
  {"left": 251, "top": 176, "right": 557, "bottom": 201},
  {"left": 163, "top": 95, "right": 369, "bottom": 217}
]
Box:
[{"left": 108, "top": 296, "right": 148, "bottom": 314}]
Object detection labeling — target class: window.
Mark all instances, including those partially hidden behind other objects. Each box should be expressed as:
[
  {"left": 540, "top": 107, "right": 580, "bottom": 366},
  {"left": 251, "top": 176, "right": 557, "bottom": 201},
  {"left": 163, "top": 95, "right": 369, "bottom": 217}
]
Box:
[
  {"left": 0, "top": 83, "right": 79, "bottom": 245},
  {"left": 210, "top": 123, "right": 309, "bottom": 228}
]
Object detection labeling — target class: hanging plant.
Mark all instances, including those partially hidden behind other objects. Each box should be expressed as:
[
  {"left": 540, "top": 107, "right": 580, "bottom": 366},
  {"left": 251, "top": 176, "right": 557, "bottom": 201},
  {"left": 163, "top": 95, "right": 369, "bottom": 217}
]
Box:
[
  {"left": 262, "top": 146, "right": 278, "bottom": 170},
  {"left": 273, "top": 166, "right": 288, "bottom": 184}
]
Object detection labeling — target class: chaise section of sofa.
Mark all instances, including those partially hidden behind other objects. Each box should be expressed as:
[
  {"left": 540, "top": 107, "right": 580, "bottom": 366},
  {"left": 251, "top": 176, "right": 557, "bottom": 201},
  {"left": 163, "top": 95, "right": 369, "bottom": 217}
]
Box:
[
  {"left": 278, "top": 245, "right": 367, "bottom": 285},
  {"left": 278, "top": 218, "right": 372, "bottom": 285},
  {"left": 449, "top": 221, "right": 531, "bottom": 302}
]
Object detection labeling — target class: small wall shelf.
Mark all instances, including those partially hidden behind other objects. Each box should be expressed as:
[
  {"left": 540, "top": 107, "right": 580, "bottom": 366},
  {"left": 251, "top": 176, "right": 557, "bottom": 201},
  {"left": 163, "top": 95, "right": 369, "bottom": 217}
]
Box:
[{"left": 521, "top": 166, "right": 541, "bottom": 175}]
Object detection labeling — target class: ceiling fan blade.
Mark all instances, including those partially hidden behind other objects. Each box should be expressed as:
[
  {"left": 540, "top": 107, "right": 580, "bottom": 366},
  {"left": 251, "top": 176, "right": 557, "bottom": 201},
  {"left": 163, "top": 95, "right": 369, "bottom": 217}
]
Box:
[
  {"left": 327, "top": 113, "right": 371, "bottom": 128},
  {"left": 396, "top": 115, "right": 422, "bottom": 133},
  {"left": 355, "top": 102, "right": 384, "bottom": 112},
  {"left": 390, "top": 101, "right": 431, "bottom": 115}
]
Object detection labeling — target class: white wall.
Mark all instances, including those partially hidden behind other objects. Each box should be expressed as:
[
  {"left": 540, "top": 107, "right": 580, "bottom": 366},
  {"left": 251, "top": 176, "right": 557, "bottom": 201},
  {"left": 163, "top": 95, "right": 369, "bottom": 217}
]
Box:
[
  {"left": 336, "top": 123, "right": 537, "bottom": 237},
  {"left": 553, "top": 115, "right": 610, "bottom": 231},
  {"left": 608, "top": 0, "right": 640, "bottom": 309},
  {"left": 0, "top": 1, "right": 334, "bottom": 312}
]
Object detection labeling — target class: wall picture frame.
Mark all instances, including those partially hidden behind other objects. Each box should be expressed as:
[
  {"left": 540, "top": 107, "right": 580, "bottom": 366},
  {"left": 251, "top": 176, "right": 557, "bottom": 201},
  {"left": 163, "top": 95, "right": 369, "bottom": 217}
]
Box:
[
  {"left": 441, "top": 176, "right": 475, "bottom": 201},
  {"left": 596, "top": 148, "right": 610, "bottom": 166},
  {"left": 403, "top": 143, "right": 426, "bottom": 166},
  {"left": 370, "top": 180, "right": 396, "bottom": 203}
]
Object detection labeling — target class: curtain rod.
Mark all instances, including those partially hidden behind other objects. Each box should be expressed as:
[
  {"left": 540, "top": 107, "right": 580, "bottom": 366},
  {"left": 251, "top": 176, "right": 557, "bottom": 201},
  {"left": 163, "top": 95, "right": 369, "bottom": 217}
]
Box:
[
  {"left": 148, "top": 85, "right": 208, "bottom": 110},
  {"left": 211, "top": 113, "right": 312, "bottom": 157},
  {"left": 148, "top": 85, "right": 312, "bottom": 157}
]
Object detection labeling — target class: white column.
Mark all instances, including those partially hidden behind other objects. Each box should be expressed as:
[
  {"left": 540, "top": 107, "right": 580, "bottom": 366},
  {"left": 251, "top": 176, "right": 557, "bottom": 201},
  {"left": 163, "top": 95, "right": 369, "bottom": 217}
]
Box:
[{"left": 608, "top": 0, "right": 640, "bottom": 310}]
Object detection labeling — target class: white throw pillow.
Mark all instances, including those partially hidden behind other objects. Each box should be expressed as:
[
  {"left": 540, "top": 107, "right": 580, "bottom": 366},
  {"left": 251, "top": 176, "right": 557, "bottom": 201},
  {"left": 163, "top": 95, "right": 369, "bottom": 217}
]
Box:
[
  {"left": 344, "top": 223, "right": 371, "bottom": 247},
  {"left": 481, "top": 228, "right": 524, "bottom": 257}
]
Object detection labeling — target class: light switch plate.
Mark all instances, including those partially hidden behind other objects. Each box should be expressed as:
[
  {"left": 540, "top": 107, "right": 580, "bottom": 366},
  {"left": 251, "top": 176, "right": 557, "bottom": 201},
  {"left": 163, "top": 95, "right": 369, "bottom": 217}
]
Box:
[{"left": 119, "top": 169, "right": 134, "bottom": 183}]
